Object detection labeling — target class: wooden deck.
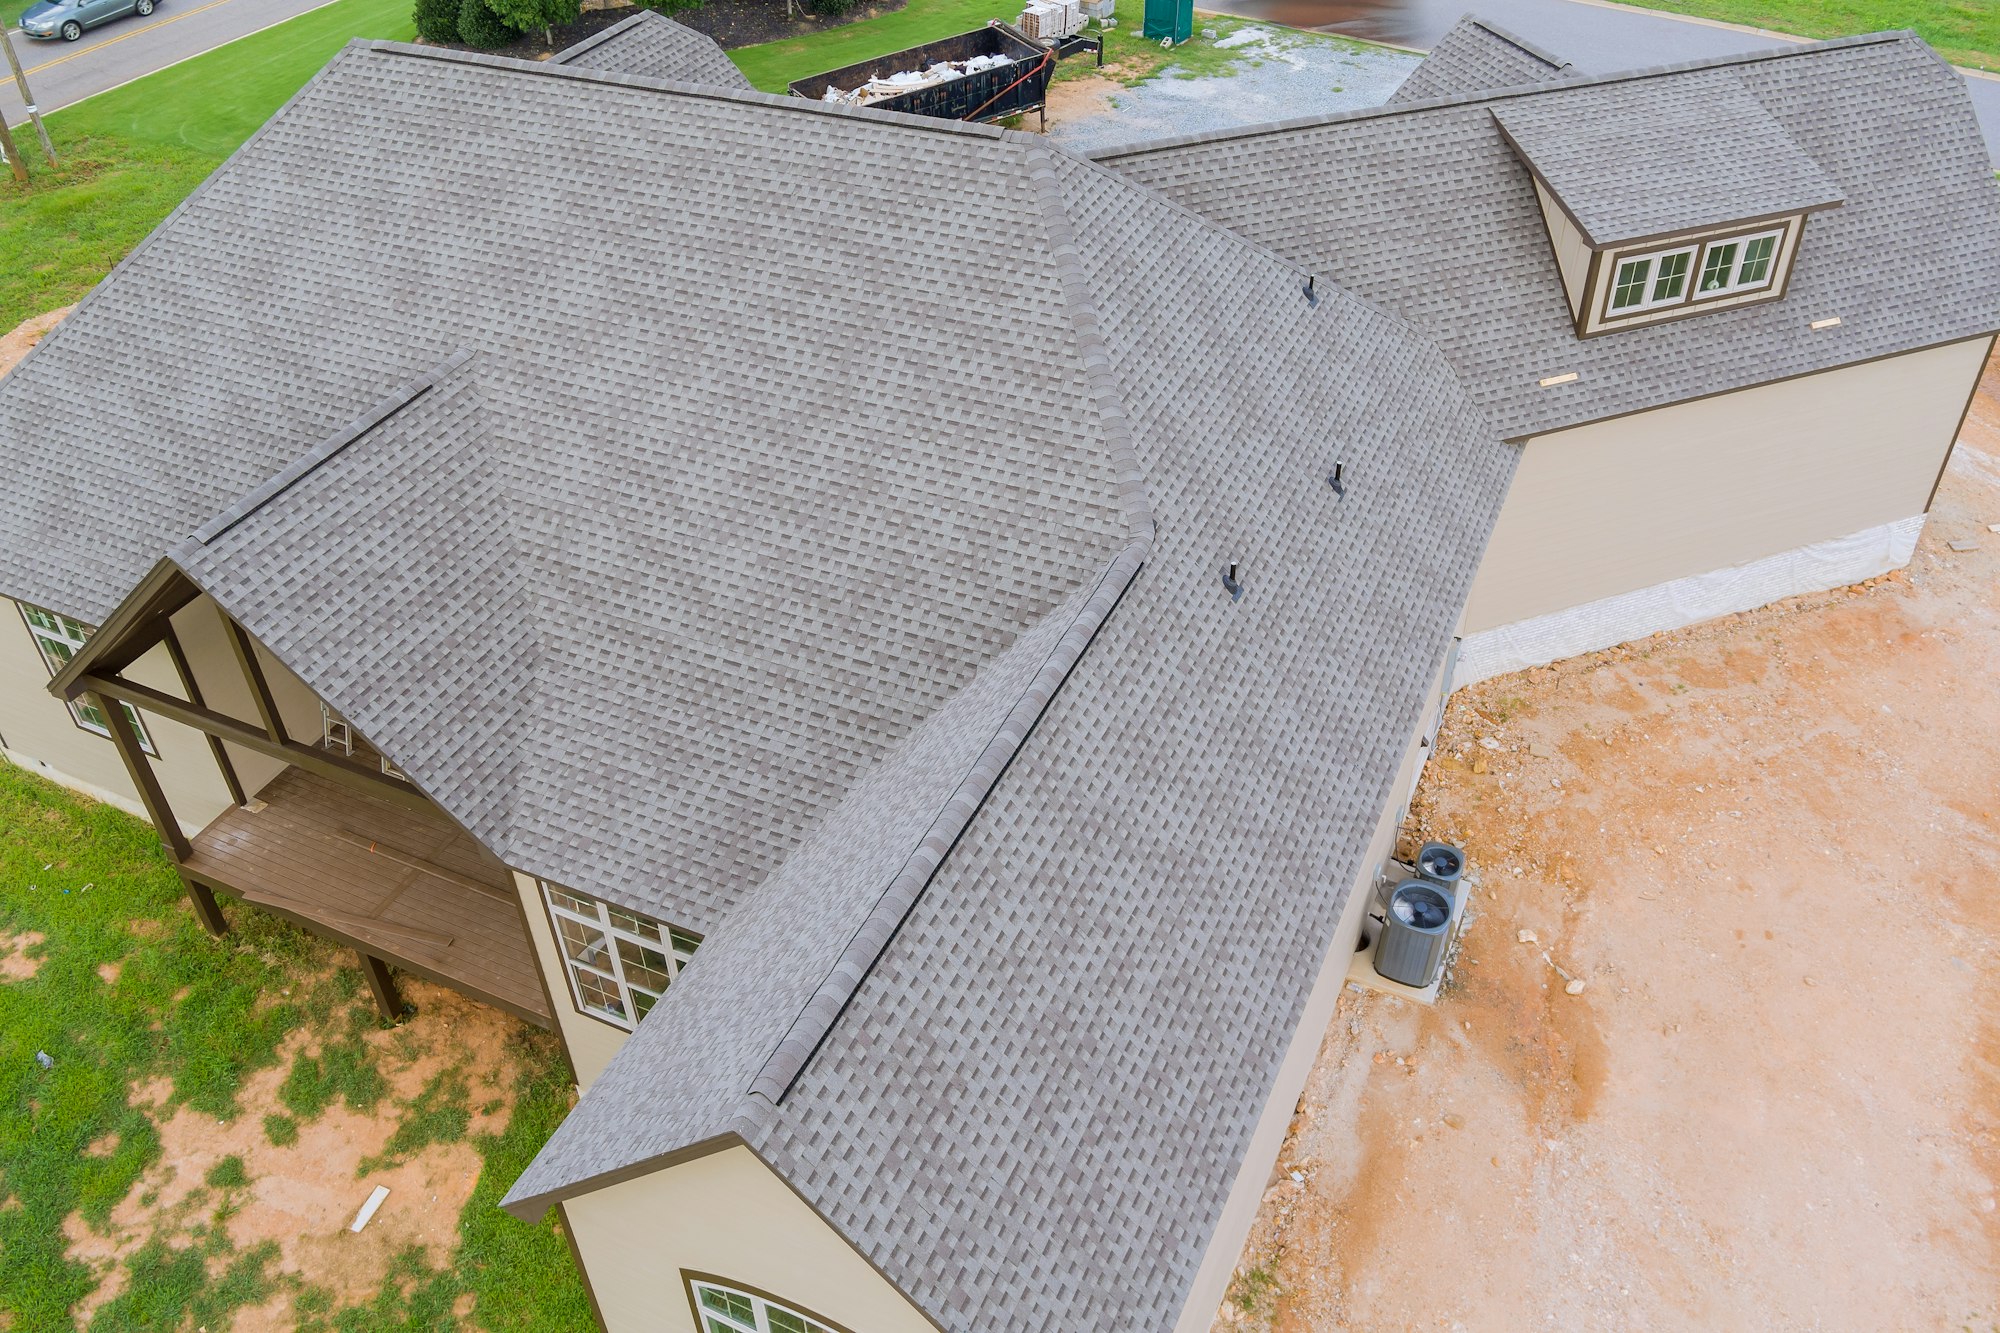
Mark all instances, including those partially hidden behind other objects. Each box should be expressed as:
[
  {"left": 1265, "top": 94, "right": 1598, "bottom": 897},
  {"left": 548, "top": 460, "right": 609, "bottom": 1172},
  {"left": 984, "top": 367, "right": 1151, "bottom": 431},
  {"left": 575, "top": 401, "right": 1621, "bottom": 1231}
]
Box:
[{"left": 183, "top": 768, "right": 551, "bottom": 1027}]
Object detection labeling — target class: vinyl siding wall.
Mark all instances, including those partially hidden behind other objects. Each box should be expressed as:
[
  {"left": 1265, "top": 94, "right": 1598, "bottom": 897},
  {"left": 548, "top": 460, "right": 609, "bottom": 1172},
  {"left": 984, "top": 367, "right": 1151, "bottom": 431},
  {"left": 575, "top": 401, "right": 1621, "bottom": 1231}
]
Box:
[
  {"left": 1461, "top": 336, "right": 1991, "bottom": 635},
  {"left": 561, "top": 1144, "right": 939, "bottom": 1333}
]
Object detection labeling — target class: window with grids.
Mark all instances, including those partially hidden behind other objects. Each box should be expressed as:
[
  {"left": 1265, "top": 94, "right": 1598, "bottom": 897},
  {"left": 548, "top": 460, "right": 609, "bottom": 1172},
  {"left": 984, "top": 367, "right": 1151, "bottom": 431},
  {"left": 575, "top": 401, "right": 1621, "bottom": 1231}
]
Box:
[
  {"left": 1602, "top": 225, "right": 1787, "bottom": 322},
  {"left": 540, "top": 883, "right": 698, "bottom": 1029},
  {"left": 1696, "top": 230, "right": 1782, "bottom": 296},
  {"left": 690, "top": 1279, "right": 845, "bottom": 1333},
  {"left": 19, "top": 604, "right": 155, "bottom": 754}
]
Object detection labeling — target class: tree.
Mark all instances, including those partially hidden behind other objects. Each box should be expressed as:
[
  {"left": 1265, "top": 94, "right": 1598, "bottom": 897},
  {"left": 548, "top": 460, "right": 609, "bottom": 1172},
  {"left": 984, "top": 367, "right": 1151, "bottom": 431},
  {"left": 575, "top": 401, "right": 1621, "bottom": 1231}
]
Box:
[
  {"left": 413, "top": 0, "right": 461, "bottom": 43},
  {"left": 455, "top": 0, "right": 516, "bottom": 47},
  {"left": 482, "top": 0, "right": 579, "bottom": 45}
]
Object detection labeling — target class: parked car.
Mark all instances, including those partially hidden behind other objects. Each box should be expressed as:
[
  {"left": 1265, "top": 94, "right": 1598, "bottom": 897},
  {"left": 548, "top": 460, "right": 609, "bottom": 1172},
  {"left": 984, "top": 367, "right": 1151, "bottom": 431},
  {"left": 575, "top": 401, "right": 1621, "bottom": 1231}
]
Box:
[{"left": 18, "top": 0, "right": 157, "bottom": 41}]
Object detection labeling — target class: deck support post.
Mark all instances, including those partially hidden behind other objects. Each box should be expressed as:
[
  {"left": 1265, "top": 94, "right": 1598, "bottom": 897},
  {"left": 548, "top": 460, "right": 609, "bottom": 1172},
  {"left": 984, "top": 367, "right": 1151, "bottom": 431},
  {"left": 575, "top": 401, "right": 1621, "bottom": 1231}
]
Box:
[
  {"left": 179, "top": 872, "right": 230, "bottom": 938},
  {"left": 360, "top": 952, "right": 403, "bottom": 1023}
]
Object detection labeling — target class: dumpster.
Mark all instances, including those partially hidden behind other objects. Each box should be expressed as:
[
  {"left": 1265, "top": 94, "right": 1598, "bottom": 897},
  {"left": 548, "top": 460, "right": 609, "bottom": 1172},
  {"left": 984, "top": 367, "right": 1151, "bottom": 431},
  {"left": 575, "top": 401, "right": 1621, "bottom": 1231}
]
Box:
[{"left": 789, "top": 23, "right": 1054, "bottom": 126}]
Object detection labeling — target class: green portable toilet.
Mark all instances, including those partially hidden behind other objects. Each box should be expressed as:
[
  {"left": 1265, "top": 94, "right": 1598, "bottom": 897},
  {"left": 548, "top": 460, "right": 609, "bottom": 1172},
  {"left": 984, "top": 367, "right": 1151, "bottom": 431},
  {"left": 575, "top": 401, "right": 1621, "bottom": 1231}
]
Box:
[{"left": 1143, "top": 0, "right": 1191, "bottom": 45}]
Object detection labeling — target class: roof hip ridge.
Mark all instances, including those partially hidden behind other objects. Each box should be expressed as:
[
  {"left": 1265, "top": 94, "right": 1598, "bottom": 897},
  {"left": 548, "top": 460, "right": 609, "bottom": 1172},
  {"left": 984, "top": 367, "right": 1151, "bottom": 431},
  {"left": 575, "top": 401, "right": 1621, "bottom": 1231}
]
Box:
[{"left": 738, "top": 142, "right": 1157, "bottom": 1107}]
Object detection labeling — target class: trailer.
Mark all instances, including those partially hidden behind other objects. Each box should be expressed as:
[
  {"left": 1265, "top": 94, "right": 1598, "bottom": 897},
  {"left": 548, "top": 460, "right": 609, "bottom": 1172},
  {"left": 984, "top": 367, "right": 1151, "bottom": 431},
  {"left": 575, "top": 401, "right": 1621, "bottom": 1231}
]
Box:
[{"left": 789, "top": 22, "right": 1058, "bottom": 128}]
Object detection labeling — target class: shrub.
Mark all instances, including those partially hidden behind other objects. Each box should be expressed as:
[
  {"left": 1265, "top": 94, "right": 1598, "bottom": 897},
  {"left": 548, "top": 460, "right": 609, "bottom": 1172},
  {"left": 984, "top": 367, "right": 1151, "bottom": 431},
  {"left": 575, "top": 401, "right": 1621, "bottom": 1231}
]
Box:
[
  {"left": 485, "top": 0, "right": 579, "bottom": 37},
  {"left": 456, "top": 0, "right": 516, "bottom": 47},
  {"left": 413, "top": 0, "right": 462, "bottom": 43}
]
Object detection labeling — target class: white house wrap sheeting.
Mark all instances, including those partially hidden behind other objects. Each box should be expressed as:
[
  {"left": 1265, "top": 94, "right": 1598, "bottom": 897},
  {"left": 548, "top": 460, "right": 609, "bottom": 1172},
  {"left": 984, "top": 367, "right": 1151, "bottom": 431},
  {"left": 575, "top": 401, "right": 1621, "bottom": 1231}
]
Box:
[{"left": 1452, "top": 513, "right": 1926, "bottom": 687}]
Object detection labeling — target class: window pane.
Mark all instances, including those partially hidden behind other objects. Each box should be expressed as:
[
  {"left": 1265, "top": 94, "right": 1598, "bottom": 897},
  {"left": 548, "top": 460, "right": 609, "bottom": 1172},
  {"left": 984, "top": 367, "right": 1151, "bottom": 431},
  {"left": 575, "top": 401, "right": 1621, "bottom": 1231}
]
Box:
[
  {"left": 1739, "top": 235, "right": 1776, "bottom": 285},
  {"left": 572, "top": 967, "right": 627, "bottom": 1020},
  {"left": 1610, "top": 259, "right": 1651, "bottom": 310},
  {"left": 698, "top": 1286, "right": 757, "bottom": 1324},
  {"left": 556, "top": 917, "right": 612, "bottom": 969},
  {"left": 1699, "top": 243, "right": 1738, "bottom": 292},
  {"left": 547, "top": 887, "right": 598, "bottom": 917},
  {"left": 73, "top": 699, "right": 110, "bottom": 734},
  {"left": 33, "top": 634, "right": 74, "bottom": 665},
  {"left": 1651, "top": 251, "right": 1690, "bottom": 302},
  {"left": 616, "top": 938, "right": 674, "bottom": 993},
  {"left": 669, "top": 927, "right": 702, "bottom": 961},
  {"left": 769, "top": 1313, "right": 808, "bottom": 1333},
  {"left": 606, "top": 906, "right": 661, "bottom": 942}
]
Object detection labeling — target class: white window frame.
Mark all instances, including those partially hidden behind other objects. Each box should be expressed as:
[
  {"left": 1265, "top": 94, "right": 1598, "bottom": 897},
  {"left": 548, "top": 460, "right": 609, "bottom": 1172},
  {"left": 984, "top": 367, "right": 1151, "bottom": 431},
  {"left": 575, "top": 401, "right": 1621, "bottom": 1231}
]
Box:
[
  {"left": 539, "top": 881, "right": 698, "bottom": 1031},
  {"left": 1602, "top": 243, "right": 1697, "bottom": 318},
  {"left": 1694, "top": 228, "right": 1785, "bottom": 299},
  {"left": 687, "top": 1277, "right": 849, "bottom": 1333},
  {"left": 18, "top": 603, "right": 156, "bottom": 755}
]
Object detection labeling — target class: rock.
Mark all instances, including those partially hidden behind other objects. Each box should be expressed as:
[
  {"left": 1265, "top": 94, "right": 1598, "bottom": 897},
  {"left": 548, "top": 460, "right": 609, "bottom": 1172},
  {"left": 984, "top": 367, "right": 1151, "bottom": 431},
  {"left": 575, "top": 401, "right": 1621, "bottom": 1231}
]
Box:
[
  {"left": 1479, "top": 736, "right": 1501, "bottom": 750},
  {"left": 1565, "top": 978, "right": 1586, "bottom": 995},
  {"left": 1948, "top": 539, "right": 1978, "bottom": 553},
  {"left": 1517, "top": 929, "right": 1538, "bottom": 944},
  {"left": 1529, "top": 743, "right": 1553, "bottom": 758}
]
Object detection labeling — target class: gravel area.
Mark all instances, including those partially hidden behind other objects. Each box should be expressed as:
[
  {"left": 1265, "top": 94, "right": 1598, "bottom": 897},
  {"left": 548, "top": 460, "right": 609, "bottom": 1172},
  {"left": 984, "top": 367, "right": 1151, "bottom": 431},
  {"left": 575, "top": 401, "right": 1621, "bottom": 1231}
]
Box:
[{"left": 1045, "top": 25, "right": 1417, "bottom": 153}]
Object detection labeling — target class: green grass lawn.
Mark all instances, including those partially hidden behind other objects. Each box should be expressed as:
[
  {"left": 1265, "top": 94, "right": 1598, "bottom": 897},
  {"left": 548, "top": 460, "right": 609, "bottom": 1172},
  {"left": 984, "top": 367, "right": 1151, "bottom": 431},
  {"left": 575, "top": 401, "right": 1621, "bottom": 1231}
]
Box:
[
  {"left": 0, "top": 0, "right": 412, "bottom": 331},
  {"left": 1609, "top": 0, "right": 1998, "bottom": 71},
  {"left": 0, "top": 759, "right": 588, "bottom": 1330}
]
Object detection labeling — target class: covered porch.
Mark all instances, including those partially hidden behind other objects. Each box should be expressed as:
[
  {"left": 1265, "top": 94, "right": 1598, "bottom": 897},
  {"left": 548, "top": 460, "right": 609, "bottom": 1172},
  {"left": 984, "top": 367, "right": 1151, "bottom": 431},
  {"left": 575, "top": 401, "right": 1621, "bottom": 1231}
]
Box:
[{"left": 183, "top": 767, "right": 550, "bottom": 1027}]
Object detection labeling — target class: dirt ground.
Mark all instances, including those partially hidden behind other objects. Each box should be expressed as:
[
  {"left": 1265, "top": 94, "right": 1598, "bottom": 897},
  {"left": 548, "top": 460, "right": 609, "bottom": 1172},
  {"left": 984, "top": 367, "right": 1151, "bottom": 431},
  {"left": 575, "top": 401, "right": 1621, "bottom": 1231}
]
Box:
[
  {"left": 1219, "top": 351, "right": 2000, "bottom": 1331},
  {"left": 62, "top": 980, "right": 530, "bottom": 1329}
]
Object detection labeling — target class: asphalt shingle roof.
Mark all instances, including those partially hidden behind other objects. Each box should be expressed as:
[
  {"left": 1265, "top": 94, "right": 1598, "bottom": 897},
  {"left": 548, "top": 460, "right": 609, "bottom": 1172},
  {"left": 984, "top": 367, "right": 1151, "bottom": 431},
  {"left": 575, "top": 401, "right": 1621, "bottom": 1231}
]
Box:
[
  {"left": 0, "top": 45, "right": 1143, "bottom": 936},
  {"left": 1491, "top": 75, "right": 1844, "bottom": 245},
  {"left": 1389, "top": 14, "right": 1568, "bottom": 103},
  {"left": 550, "top": 9, "right": 751, "bottom": 89},
  {"left": 502, "top": 147, "right": 1512, "bottom": 1330},
  {"left": 1098, "top": 33, "right": 2000, "bottom": 440}
]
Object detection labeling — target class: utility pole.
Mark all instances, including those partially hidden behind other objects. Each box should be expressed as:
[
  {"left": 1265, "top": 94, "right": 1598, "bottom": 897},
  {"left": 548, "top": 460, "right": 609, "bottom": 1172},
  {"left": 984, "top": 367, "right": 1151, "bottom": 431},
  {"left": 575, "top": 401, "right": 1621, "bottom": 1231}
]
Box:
[
  {"left": 0, "top": 28, "right": 54, "bottom": 166},
  {"left": 0, "top": 112, "right": 27, "bottom": 187}
]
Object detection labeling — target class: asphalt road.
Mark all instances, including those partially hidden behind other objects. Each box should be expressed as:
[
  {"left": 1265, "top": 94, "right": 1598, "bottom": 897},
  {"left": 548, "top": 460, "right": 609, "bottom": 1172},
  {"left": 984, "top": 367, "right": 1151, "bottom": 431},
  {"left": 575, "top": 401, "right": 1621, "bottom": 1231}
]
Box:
[
  {"left": 1209, "top": 0, "right": 2000, "bottom": 164},
  {"left": 1, "top": 0, "right": 335, "bottom": 127}
]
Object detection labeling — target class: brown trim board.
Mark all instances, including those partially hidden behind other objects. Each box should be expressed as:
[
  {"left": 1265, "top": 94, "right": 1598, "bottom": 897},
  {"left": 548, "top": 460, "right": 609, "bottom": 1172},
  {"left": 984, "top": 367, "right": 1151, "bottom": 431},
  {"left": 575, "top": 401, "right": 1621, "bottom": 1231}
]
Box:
[{"left": 1927, "top": 332, "right": 1998, "bottom": 512}]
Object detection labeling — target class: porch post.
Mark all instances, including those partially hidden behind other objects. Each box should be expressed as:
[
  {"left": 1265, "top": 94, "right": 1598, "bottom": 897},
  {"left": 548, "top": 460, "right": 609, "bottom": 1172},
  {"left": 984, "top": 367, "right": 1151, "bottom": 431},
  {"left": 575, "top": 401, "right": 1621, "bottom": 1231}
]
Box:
[
  {"left": 226, "top": 621, "right": 289, "bottom": 744},
  {"left": 359, "top": 952, "right": 403, "bottom": 1023},
  {"left": 91, "top": 688, "right": 228, "bottom": 937}
]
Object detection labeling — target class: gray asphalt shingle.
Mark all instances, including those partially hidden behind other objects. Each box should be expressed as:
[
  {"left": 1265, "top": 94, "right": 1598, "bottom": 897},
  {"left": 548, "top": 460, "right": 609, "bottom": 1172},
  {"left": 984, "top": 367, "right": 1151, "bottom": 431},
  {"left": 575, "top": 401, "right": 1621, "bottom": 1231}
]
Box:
[
  {"left": 1491, "top": 75, "right": 1844, "bottom": 244},
  {"left": 1389, "top": 14, "right": 1568, "bottom": 103},
  {"left": 550, "top": 10, "right": 751, "bottom": 89},
  {"left": 1099, "top": 33, "right": 2000, "bottom": 441}
]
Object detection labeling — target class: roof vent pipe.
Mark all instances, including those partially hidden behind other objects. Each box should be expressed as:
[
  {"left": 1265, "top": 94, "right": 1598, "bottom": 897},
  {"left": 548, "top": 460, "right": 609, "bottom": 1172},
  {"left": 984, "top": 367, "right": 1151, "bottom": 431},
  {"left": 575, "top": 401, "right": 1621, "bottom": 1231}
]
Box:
[
  {"left": 1302, "top": 276, "right": 1318, "bottom": 307},
  {"left": 1222, "top": 560, "right": 1244, "bottom": 602},
  {"left": 1329, "top": 462, "right": 1346, "bottom": 498}
]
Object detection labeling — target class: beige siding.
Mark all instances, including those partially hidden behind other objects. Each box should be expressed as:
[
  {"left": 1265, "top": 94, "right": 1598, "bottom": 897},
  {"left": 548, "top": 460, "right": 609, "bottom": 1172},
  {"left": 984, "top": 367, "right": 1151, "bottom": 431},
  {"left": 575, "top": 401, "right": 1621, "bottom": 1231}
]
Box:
[
  {"left": 1462, "top": 337, "right": 1990, "bottom": 635},
  {"left": 562, "top": 1143, "right": 939, "bottom": 1333},
  {"left": 514, "top": 871, "right": 631, "bottom": 1089},
  {"left": 0, "top": 595, "right": 237, "bottom": 832},
  {"left": 1534, "top": 181, "right": 1591, "bottom": 319},
  {"left": 1173, "top": 652, "right": 1446, "bottom": 1330}
]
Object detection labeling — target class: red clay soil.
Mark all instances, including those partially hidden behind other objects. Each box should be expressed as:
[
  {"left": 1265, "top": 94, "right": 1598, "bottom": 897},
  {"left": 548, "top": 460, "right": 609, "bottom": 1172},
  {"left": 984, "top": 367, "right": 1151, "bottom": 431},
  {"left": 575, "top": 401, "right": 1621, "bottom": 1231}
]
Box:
[{"left": 1216, "top": 348, "right": 2000, "bottom": 1330}]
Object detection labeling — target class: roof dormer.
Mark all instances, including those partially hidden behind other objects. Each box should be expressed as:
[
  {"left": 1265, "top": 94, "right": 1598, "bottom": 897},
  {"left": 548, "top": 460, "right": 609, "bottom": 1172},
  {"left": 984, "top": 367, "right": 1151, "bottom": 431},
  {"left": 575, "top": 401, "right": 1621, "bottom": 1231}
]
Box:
[{"left": 1493, "top": 77, "right": 1844, "bottom": 338}]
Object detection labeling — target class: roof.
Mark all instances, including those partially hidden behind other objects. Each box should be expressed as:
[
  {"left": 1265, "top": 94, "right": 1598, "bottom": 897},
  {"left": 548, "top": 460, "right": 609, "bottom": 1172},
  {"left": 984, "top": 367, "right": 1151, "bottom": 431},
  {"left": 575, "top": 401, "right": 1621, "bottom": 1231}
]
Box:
[
  {"left": 549, "top": 9, "right": 751, "bottom": 89},
  {"left": 0, "top": 43, "right": 1150, "bottom": 936},
  {"left": 501, "top": 149, "right": 1514, "bottom": 1330},
  {"left": 0, "top": 35, "right": 1513, "bottom": 1328},
  {"left": 1097, "top": 32, "right": 2000, "bottom": 440},
  {"left": 1389, "top": 14, "right": 1568, "bottom": 103},
  {"left": 1491, "top": 75, "right": 1843, "bottom": 245}
]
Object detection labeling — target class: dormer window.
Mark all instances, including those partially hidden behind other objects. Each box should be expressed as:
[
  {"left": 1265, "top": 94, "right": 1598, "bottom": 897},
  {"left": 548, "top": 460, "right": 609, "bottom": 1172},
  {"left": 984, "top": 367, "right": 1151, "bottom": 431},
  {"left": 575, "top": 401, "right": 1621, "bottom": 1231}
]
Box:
[
  {"left": 1608, "top": 246, "right": 1693, "bottom": 313},
  {"left": 1600, "top": 225, "right": 1788, "bottom": 324},
  {"left": 1492, "top": 76, "right": 1843, "bottom": 339}
]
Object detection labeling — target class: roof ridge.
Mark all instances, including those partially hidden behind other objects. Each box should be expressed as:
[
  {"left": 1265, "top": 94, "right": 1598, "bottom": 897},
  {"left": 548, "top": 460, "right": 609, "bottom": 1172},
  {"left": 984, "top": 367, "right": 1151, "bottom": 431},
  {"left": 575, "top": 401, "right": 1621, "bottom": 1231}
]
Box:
[
  {"left": 546, "top": 8, "right": 655, "bottom": 64},
  {"left": 363, "top": 38, "right": 1022, "bottom": 143},
  {"left": 184, "top": 348, "right": 476, "bottom": 546},
  {"left": 1464, "top": 16, "right": 1571, "bottom": 70},
  {"left": 1092, "top": 29, "right": 1914, "bottom": 160}
]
